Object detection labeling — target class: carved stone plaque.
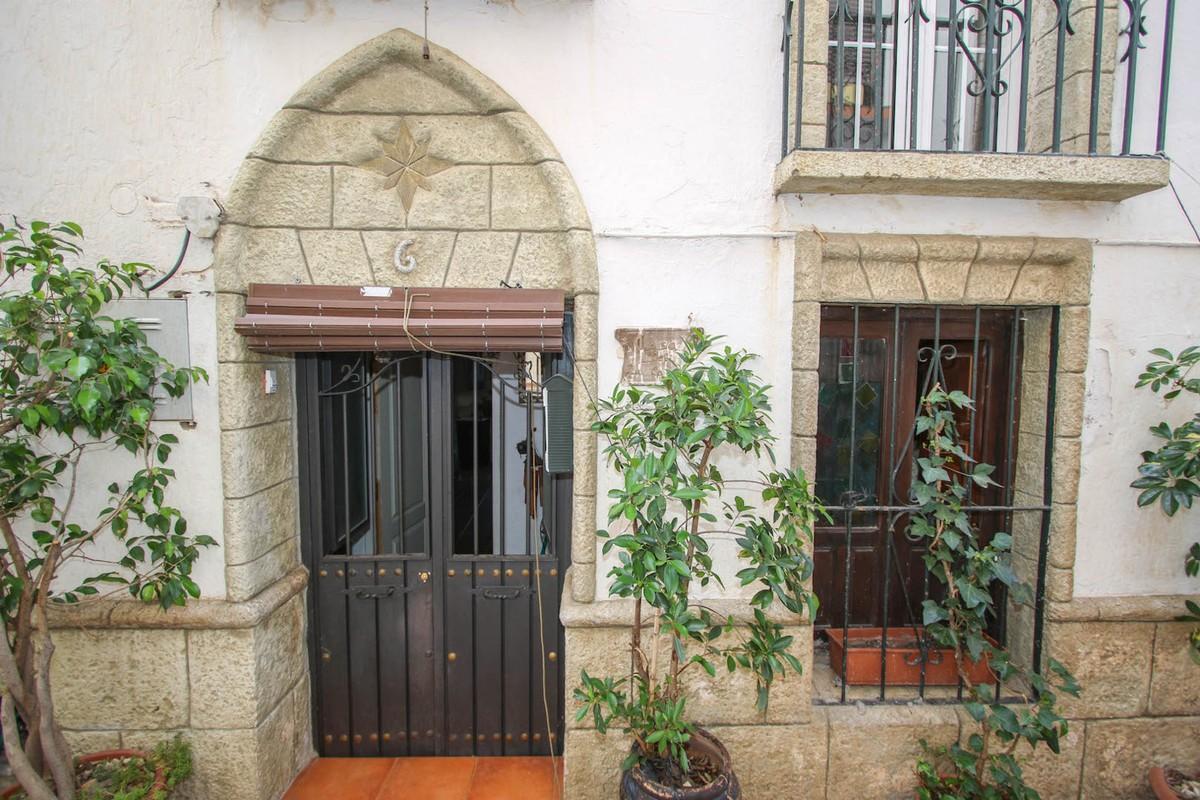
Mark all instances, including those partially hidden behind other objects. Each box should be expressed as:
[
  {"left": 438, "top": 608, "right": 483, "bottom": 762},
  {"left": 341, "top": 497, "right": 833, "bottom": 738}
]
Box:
[{"left": 615, "top": 328, "right": 690, "bottom": 385}]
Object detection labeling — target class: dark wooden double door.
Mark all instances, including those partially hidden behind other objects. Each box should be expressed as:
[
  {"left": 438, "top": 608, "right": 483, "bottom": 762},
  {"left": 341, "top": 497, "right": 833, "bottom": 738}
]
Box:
[
  {"left": 812, "top": 306, "right": 1020, "bottom": 630},
  {"left": 297, "top": 351, "right": 569, "bottom": 758}
]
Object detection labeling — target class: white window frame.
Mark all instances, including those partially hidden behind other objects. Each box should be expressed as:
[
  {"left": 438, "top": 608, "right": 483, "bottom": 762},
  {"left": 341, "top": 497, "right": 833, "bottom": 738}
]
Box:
[{"left": 830, "top": 0, "right": 1025, "bottom": 152}]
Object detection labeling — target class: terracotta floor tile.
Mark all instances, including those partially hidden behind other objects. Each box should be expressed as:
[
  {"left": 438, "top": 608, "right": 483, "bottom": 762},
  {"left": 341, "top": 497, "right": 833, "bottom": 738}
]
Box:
[
  {"left": 283, "top": 758, "right": 396, "bottom": 800},
  {"left": 466, "top": 757, "right": 564, "bottom": 800},
  {"left": 373, "top": 756, "right": 477, "bottom": 800}
]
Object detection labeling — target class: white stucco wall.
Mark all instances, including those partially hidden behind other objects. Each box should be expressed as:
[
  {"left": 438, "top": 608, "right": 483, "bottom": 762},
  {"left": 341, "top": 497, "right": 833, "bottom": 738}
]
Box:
[{"left": 1, "top": 0, "right": 1197, "bottom": 599}]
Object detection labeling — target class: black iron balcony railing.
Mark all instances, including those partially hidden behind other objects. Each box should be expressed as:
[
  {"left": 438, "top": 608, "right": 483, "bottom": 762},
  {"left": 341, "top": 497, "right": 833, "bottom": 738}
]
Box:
[{"left": 782, "top": 0, "right": 1176, "bottom": 158}]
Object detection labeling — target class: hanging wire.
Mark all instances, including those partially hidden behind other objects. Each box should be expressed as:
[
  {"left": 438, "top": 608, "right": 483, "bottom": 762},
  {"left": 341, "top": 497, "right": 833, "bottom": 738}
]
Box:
[
  {"left": 398, "top": 289, "right": 564, "bottom": 786},
  {"left": 422, "top": 0, "right": 431, "bottom": 60}
]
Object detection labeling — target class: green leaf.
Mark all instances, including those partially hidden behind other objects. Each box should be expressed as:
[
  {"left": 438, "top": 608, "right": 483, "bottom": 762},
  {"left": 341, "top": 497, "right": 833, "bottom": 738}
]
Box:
[
  {"left": 75, "top": 386, "right": 101, "bottom": 415},
  {"left": 65, "top": 355, "right": 95, "bottom": 380}
]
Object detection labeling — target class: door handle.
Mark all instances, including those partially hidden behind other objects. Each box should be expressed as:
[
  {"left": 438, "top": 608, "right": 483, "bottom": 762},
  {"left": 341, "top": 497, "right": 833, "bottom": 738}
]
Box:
[
  {"left": 353, "top": 586, "right": 398, "bottom": 600},
  {"left": 479, "top": 587, "right": 523, "bottom": 600}
]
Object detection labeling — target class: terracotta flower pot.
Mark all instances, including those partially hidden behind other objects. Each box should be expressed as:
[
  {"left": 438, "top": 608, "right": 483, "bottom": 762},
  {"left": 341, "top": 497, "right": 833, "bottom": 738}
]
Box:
[
  {"left": 1, "top": 749, "right": 167, "bottom": 799},
  {"left": 619, "top": 727, "right": 741, "bottom": 800},
  {"left": 1150, "top": 767, "right": 1179, "bottom": 800},
  {"left": 1148, "top": 765, "right": 1200, "bottom": 800},
  {"left": 827, "top": 626, "right": 997, "bottom": 686}
]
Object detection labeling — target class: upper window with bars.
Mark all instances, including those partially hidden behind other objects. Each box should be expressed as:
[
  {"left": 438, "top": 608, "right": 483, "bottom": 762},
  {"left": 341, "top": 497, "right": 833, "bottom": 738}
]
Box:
[
  {"left": 783, "top": 0, "right": 1178, "bottom": 158},
  {"left": 826, "top": 0, "right": 1022, "bottom": 152}
]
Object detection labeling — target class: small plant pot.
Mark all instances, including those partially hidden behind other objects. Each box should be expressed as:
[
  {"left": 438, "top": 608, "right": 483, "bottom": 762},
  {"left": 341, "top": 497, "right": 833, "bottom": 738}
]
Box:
[
  {"left": 1, "top": 749, "right": 168, "bottom": 799},
  {"left": 619, "top": 727, "right": 741, "bottom": 800},
  {"left": 1150, "top": 765, "right": 1200, "bottom": 800},
  {"left": 1150, "top": 767, "right": 1180, "bottom": 800},
  {"left": 827, "top": 626, "right": 997, "bottom": 686}
]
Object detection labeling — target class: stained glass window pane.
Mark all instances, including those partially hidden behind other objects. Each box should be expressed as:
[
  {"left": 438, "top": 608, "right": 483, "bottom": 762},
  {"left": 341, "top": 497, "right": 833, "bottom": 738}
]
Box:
[{"left": 816, "top": 336, "right": 888, "bottom": 511}]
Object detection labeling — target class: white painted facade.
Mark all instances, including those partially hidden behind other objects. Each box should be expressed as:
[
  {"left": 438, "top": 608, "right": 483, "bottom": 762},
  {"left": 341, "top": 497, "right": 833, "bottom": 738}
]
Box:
[{"left": 1, "top": 0, "right": 1197, "bottom": 602}]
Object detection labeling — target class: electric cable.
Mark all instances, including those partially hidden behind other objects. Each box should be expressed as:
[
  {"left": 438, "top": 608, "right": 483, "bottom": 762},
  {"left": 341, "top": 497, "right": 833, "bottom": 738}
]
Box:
[{"left": 145, "top": 229, "right": 191, "bottom": 292}]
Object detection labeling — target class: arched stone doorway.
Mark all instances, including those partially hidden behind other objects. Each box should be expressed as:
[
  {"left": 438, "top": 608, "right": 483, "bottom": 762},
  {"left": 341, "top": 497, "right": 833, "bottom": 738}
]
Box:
[{"left": 211, "top": 27, "right": 599, "bottom": 797}]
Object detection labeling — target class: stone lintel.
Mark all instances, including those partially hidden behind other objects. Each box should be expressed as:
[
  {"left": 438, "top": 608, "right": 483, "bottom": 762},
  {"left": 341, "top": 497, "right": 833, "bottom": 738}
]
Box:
[
  {"left": 774, "top": 148, "right": 1169, "bottom": 202},
  {"left": 47, "top": 567, "right": 308, "bottom": 631}
]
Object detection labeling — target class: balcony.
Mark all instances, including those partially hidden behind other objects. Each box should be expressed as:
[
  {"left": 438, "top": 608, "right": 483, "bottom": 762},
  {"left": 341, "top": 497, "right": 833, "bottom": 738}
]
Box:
[{"left": 777, "top": 0, "right": 1175, "bottom": 201}]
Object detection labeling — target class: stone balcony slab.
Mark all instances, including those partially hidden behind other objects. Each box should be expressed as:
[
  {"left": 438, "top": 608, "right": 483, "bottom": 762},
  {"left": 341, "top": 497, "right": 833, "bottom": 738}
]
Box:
[{"left": 775, "top": 148, "right": 1170, "bottom": 201}]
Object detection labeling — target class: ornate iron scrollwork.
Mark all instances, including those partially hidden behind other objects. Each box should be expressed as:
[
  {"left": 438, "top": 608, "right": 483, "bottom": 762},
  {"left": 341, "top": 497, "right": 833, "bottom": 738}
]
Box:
[
  {"left": 1119, "top": 0, "right": 1149, "bottom": 63},
  {"left": 954, "top": 1, "right": 1028, "bottom": 99}
]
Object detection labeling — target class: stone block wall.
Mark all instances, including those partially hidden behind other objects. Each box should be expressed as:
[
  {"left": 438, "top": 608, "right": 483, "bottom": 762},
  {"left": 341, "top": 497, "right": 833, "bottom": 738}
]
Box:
[
  {"left": 48, "top": 569, "right": 311, "bottom": 800},
  {"left": 563, "top": 592, "right": 1200, "bottom": 799}
]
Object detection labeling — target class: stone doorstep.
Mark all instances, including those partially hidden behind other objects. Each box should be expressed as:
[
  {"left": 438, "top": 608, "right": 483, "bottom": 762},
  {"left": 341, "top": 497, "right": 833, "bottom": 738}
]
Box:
[{"left": 774, "top": 148, "right": 1170, "bottom": 201}]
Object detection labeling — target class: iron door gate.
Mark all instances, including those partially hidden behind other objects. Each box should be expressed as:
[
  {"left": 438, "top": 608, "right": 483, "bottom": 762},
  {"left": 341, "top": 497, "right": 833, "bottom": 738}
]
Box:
[{"left": 296, "top": 351, "right": 570, "bottom": 758}]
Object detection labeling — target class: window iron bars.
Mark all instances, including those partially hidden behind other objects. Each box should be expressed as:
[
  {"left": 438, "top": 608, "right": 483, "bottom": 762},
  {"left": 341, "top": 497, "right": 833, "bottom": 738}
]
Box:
[
  {"left": 316, "top": 351, "right": 553, "bottom": 559},
  {"left": 814, "top": 305, "right": 1058, "bottom": 706},
  {"left": 784, "top": 0, "right": 1176, "bottom": 156}
]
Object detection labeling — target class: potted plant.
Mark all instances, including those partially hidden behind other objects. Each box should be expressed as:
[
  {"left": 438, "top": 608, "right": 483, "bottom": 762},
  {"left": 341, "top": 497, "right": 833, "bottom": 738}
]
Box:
[
  {"left": 907, "top": 387, "right": 1080, "bottom": 800},
  {"left": 1130, "top": 346, "right": 1200, "bottom": 798},
  {"left": 0, "top": 221, "right": 213, "bottom": 799},
  {"left": 3, "top": 737, "right": 194, "bottom": 800},
  {"left": 573, "top": 329, "right": 826, "bottom": 799}
]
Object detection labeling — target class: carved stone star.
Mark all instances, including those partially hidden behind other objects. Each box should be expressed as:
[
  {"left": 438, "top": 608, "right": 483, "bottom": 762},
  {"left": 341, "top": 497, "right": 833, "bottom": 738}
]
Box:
[{"left": 359, "top": 120, "right": 454, "bottom": 214}]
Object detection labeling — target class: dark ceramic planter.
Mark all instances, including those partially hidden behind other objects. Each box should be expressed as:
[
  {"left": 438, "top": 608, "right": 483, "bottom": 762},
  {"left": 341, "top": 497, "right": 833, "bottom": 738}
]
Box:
[
  {"left": 619, "top": 727, "right": 741, "bottom": 800},
  {"left": 1, "top": 749, "right": 167, "bottom": 799}
]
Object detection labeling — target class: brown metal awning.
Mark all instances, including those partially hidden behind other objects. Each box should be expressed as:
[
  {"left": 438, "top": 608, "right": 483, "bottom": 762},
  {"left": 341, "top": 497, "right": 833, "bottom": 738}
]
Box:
[{"left": 233, "top": 284, "right": 565, "bottom": 353}]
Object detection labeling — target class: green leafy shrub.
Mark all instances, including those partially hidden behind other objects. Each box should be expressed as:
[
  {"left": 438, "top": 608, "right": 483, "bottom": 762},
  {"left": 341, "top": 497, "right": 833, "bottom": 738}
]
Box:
[
  {"left": 0, "top": 221, "right": 213, "bottom": 799},
  {"left": 573, "top": 330, "right": 826, "bottom": 786},
  {"left": 911, "top": 387, "right": 1079, "bottom": 800},
  {"left": 1130, "top": 345, "right": 1200, "bottom": 664}
]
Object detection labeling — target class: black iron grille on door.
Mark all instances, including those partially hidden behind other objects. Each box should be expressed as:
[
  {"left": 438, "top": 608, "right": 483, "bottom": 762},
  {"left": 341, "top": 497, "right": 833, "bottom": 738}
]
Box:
[
  {"left": 297, "top": 348, "right": 571, "bottom": 756},
  {"left": 813, "top": 304, "right": 1057, "bottom": 704}
]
